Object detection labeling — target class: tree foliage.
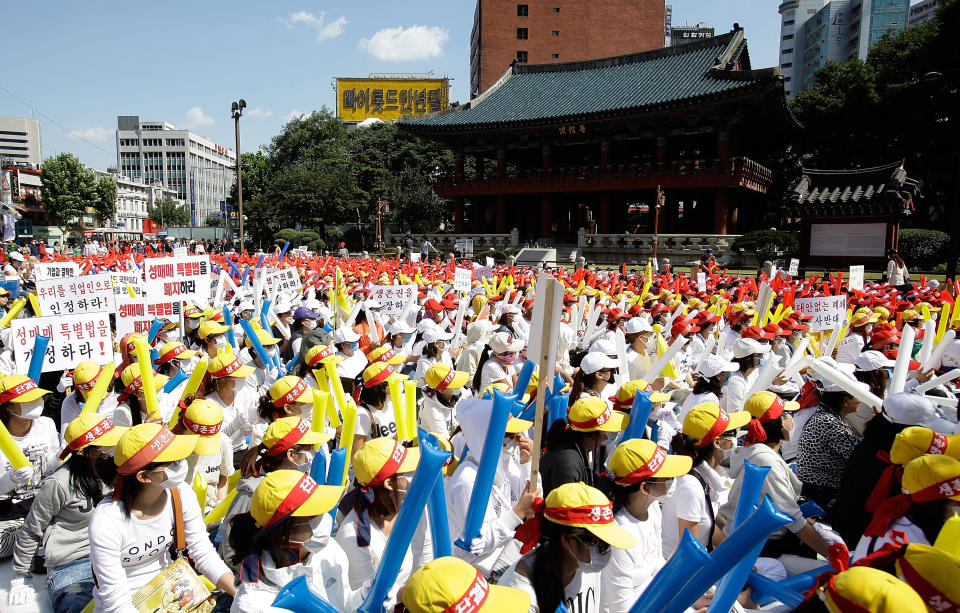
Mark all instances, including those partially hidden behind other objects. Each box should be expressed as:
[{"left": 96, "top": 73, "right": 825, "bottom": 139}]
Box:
[
  {"left": 148, "top": 196, "right": 191, "bottom": 227},
  {"left": 732, "top": 230, "right": 799, "bottom": 265},
  {"left": 40, "top": 153, "right": 114, "bottom": 235},
  {"left": 898, "top": 229, "right": 951, "bottom": 270},
  {"left": 94, "top": 176, "right": 118, "bottom": 222}
]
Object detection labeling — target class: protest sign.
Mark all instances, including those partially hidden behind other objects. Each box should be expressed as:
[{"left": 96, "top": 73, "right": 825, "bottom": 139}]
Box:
[
  {"left": 368, "top": 284, "right": 417, "bottom": 317},
  {"left": 111, "top": 272, "right": 144, "bottom": 297},
  {"left": 788, "top": 258, "right": 800, "bottom": 277},
  {"left": 453, "top": 268, "right": 472, "bottom": 293},
  {"left": 143, "top": 255, "right": 210, "bottom": 301},
  {"left": 36, "top": 273, "right": 114, "bottom": 316},
  {"left": 455, "top": 238, "right": 474, "bottom": 258},
  {"left": 264, "top": 268, "right": 303, "bottom": 299},
  {"left": 33, "top": 262, "right": 79, "bottom": 281},
  {"left": 697, "top": 272, "right": 707, "bottom": 293},
  {"left": 848, "top": 265, "right": 865, "bottom": 292},
  {"left": 794, "top": 295, "right": 848, "bottom": 331},
  {"left": 485, "top": 256, "right": 494, "bottom": 268},
  {"left": 652, "top": 257, "right": 659, "bottom": 272},
  {"left": 11, "top": 313, "right": 112, "bottom": 373},
  {"left": 114, "top": 296, "right": 183, "bottom": 337},
  {"left": 474, "top": 266, "right": 494, "bottom": 282},
  {"left": 172, "top": 247, "right": 188, "bottom": 258},
  {"left": 410, "top": 252, "right": 421, "bottom": 263}
]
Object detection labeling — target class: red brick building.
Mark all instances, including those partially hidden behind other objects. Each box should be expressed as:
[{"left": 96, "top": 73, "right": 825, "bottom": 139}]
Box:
[{"left": 470, "top": 0, "right": 666, "bottom": 98}]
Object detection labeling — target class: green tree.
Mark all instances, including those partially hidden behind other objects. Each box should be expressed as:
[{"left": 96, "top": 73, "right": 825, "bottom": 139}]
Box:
[
  {"left": 40, "top": 153, "right": 98, "bottom": 237},
  {"left": 148, "top": 196, "right": 191, "bottom": 227},
  {"left": 94, "top": 175, "right": 118, "bottom": 223},
  {"left": 204, "top": 215, "right": 224, "bottom": 228},
  {"left": 732, "top": 230, "right": 799, "bottom": 265}
]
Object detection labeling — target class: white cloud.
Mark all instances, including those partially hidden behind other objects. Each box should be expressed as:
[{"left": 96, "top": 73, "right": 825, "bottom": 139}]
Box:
[
  {"left": 358, "top": 25, "right": 449, "bottom": 61},
  {"left": 284, "top": 110, "right": 306, "bottom": 121},
  {"left": 279, "top": 11, "right": 347, "bottom": 42},
  {"left": 246, "top": 107, "right": 273, "bottom": 117},
  {"left": 184, "top": 106, "right": 215, "bottom": 128},
  {"left": 68, "top": 127, "right": 111, "bottom": 142}
]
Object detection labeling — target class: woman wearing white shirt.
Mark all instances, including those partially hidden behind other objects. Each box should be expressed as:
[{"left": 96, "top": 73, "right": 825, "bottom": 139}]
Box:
[
  {"left": 88, "top": 424, "right": 236, "bottom": 612},
  {"left": 203, "top": 354, "right": 262, "bottom": 463},
  {"left": 473, "top": 332, "right": 523, "bottom": 393},
  {"left": 662, "top": 402, "right": 747, "bottom": 557},
  {"left": 414, "top": 328, "right": 454, "bottom": 388},
  {"left": 354, "top": 362, "right": 407, "bottom": 449},
  {"left": 886, "top": 248, "right": 910, "bottom": 288},
  {"left": 722, "top": 338, "right": 769, "bottom": 413},
  {"left": 679, "top": 355, "right": 738, "bottom": 421}
]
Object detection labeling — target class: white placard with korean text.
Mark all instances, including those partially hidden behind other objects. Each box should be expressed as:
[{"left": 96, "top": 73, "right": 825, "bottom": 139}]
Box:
[
  {"left": 485, "top": 256, "right": 494, "bottom": 268},
  {"left": 697, "top": 272, "right": 707, "bottom": 293},
  {"left": 848, "top": 265, "right": 865, "bottom": 292},
  {"left": 114, "top": 296, "right": 183, "bottom": 337},
  {"left": 110, "top": 272, "right": 145, "bottom": 297},
  {"left": 788, "top": 258, "right": 800, "bottom": 277},
  {"left": 172, "top": 247, "right": 188, "bottom": 258},
  {"left": 793, "top": 295, "right": 848, "bottom": 332},
  {"left": 36, "top": 273, "right": 114, "bottom": 316},
  {"left": 143, "top": 255, "right": 210, "bottom": 302},
  {"left": 264, "top": 268, "right": 303, "bottom": 299},
  {"left": 11, "top": 313, "right": 113, "bottom": 373},
  {"left": 454, "top": 268, "right": 472, "bottom": 293},
  {"left": 33, "top": 262, "right": 79, "bottom": 281},
  {"left": 368, "top": 284, "right": 417, "bottom": 317}
]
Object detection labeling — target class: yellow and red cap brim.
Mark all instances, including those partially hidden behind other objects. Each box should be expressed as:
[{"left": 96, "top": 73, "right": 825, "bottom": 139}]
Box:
[
  {"left": 194, "top": 434, "right": 222, "bottom": 456},
  {"left": 506, "top": 415, "right": 533, "bottom": 433}
]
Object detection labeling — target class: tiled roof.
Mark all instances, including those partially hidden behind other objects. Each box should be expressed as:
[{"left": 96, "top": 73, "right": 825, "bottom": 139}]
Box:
[
  {"left": 787, "top": 161, "right": 921, "bottom": 215},
  {"left": 403, "top": 28, "right": 784, "bottom": 131}
]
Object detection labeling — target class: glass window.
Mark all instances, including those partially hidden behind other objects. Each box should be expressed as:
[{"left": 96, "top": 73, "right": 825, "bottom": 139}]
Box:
[
  {"left": 552, "top": 30, "right": 559, "bottom": 36},
  {"left": 516, "top": 51, "right": 528, "bottom": 63},
  {"left": 517, "top": 4, "right": 528, "bottom": 16},
  {"left": 517, "top": 27, "right": 528, "bottom": 40}
]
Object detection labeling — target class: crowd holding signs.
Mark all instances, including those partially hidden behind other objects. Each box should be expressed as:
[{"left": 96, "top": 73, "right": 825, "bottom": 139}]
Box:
[{"left": 0, "top": 242, "right": 959, "bottom": 613}]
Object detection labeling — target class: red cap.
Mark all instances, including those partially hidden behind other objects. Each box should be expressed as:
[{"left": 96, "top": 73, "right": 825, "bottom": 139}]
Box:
[{"left": 742, "top": 325, "right": 775, "bottom": 340}]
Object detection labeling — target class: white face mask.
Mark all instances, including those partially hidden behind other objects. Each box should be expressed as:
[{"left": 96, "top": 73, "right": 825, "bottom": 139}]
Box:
[
  {"left": 302, "top": 320, "right": 316, "bottom": 331},
  {"left": 721, "top": 442, "right": 738, "bottom": 463},
  {"left": 296, "top": 514, "right": 330, "bottom": 554},
  {"left": 296, "top": 449, "right": 314, "bottom": 473},
  {"left": 187, "top": 319, "right": 201, "bottom": 331},
  {"left": 215, "top": 336, "right": 227, "bottom": 349},
  {"left": 155, "top": 459, "right": 188, "bottom": 489},
  {"left": 17, "top": 398, "right": 44, "bottom": 420}
]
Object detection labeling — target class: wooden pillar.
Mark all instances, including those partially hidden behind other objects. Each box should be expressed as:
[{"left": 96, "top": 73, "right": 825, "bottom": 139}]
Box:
[
  {"left": 541, "top": 195, "right": 551, "bottom": 238},
  {"left": 718, "top": 124, "right": 730, "bottom": 171},
  {"left": 600, "top": 139, "right": 611, "bottom": 168},
  {"left": 454, "top": 198, "right": 465, "bottom": 233},
  {"left": 727, "top": 200, "right": 739, "bottom": 233},
  {"left": 598, "top": 192, "right": 611, "bottom": 233},
  {"left": 495, "top": 196, "right": 506, "bottom": 234},
  {"left": 542, "top": 144, "right": 552, "bottom": 173},
  {"left": 496, "top": 148, "right": 505, "bottom": 178},
  {"left": 714, "top": 189, "right": 728, "bottom": 234},
  {"left": 656, "top": 132, "right": 667, "bottom": 167}
]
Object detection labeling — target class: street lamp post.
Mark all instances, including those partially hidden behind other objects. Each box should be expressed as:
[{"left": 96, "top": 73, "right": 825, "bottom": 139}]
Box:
[
  {"left": 230, "top": 99, "right": 245, "bottom": 251},
  {"left": 653, "top": 185, "right": 665, "bottom": 260}
]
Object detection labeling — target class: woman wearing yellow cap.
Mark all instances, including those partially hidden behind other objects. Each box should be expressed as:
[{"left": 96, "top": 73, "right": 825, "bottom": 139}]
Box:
[
  {"left": 58, "top": 361, "right": 120, "bottom": 446},
  {"left": 599, "top": 439, "right": 696, "bottom": 613},
  {"left": 174, "top": 399, "right": 234, "bottom": 515},
  {"left": 335, "top": 438, "right": 431, "bottom": 591},
  {"left": 202, "top": 353, "right": 261, "bottom": 464},
  {"left": 88, "top": 423, "right": 236, "bottom": 611},
  {"left": 403, "top": 556, "right": 530, "bottom": 613},
  {"left": 0, "top": 375, "right": 58, "bottom": 559},
  {"left": 501, "top": 481, "right": 638, "bottom": 613},
  {"left": 354, "top": 362, "right": 407, "bottom": 447},
  {"left": 252, "top": 376, "right": 315, "bottom": 445},
  {"left": 228, "top": 470, "right": 359, "bottom": 612},
  {"left": 662, "top": 402, "right": 750, "bottom": 558},
  {"left": 7, "top": 413, "right": 126, "bottom": 611},
  {"left": 421, "top": 363, "right": 471, "bottom": 439},
  {"left": 112, "top": 363, "right": 172, "bottom": 427},
  {"left": 794, "top": 565, "right": 925, "bottom": 613}
]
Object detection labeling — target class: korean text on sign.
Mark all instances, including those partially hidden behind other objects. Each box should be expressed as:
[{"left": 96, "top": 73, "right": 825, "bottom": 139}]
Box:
[
  {"left": 368, "top": 284, "right": 417, "bottom": 317},
  {"left": 264, "top": 268, "right": 303, "bottom": 299},
  {"left": 110, "top": 273, "right": 144, "bottom": 297},
  {"left": 11, "top": 313, "right": 112, "bottom": 373},
  {"left": 143, "top": 255, "right": 210, "bottom": 301},
  {"left": 793, "top": 296, "right": 848, "bottom": 332},
  {"left": 36, "top": 273, "right": 115, "bottom": 316},
  {"left": 114, "top": 296, "right": 182, "bottom": 337},
  {"left": 33, "top": 262, "right": 79, "bottom": 281}
]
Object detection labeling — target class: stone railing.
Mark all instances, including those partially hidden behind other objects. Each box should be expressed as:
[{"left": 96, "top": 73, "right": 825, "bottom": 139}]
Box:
[
  {"left": 577, "top": 231, "right": 754, "bottom": 265},
  {"left": 383, "top": 229, "right": 519, "bottom": 251}
]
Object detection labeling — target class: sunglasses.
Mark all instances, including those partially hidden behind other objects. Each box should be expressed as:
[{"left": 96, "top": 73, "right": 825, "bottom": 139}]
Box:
[{"left": 576, "top": 534, "right": 610, "bottom": 555}]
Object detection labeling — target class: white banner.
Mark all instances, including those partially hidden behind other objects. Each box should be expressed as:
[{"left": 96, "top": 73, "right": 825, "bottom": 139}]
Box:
[
  {"left": 110, "top": 272, "right": 145, "bottom": 297},
  {"left": 368, "top": 284, "right": 417, "bottom": 317},
  {"left": 848, "top": 265, "right": 865, "bottom": 292},
  {"left": 33, "top": 262, "right": 79, "bottom": 281},
  {"left": 143, "top": 255, "right": 211, "bottom": 301},
  {"left": 36, "top": 273, "right": 114, "bottom": 316},
  {"left": 788, "top": 258, "right": 799, "bottom": 277},
  {"left": 697, "top": 272, "right": 707, "bottom": 293},
  {"left": 114, "top": 296, "right": 183, "bottom": 337},
  {"left": 11, "top": 313, "right": 113, "bottom": 373},
  {"left": 264, "top": 268, "right": 303, "bottom": 299},
  {"left": 794, "top": 295, "right": 848, "bottom": 332},
  {"left": 453, "top": 268, "right": 472, "bottom": 293}
]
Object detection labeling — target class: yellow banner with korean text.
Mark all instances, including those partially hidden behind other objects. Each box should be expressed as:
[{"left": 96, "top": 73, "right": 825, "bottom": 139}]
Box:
[{"left": 336, "top": 78, "right": 449, "bottom": 123}]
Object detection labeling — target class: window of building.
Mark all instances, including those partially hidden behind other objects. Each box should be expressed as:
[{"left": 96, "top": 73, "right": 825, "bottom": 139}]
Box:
[
  {"left": 552, "top": 30, "right": 559, "bottom": 36},
  {"left": 784, "top": 19, "right": 795, "bottom": 25},
  {"left": 553, "top": 7, "right": 560, "bottom": 12},
  {"left": 783, "top": 34, "right": 794, "bottom": 40},
  {"left": 516, "top": 51, "right": 528, "bottom": 63},
  {"left": 782, "top": 62, "right": 793, "bottom": 68},
  {"left": 782, "top": 48, "right": 793, "bottom": 54},
  {"left": 517, "top": 27, "right": 528, "bottom": 39},
  {"left": 552, "top": 53, "right": 559, "bottom": 59},
  {"left": 517, "top": 4, "right": 528, "bottom": 16}
]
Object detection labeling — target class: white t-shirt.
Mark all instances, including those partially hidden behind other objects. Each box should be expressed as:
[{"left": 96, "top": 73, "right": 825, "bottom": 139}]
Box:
[
  {"left": 679, "top": 390, "right": 720, "bottom": 421},
  {"left": 0, "top": 416, "right": 59, "bottom": 505},
  {"left": 355, "top": 401, "right": 399, "bottom": 441},
  {"left": 599, "top": 506, "right": 666, "bottom": 613},
  {"left": 836, "top": 334, "right": 865, "bottom": 366},
  {"left": 186, "top": 433, "right": 235, "bottom": 514},
  {"left": 59, "top": 392, "right": 121, "bottom": 446},
  {"left": 501, "top": 557, "right": 604, "bottom": 613},
  {"left": 853, "top": 517, "right": 929, "bottom": 561},
  {"left": 479, "top": 359, "right": 513, "bottom": 392},
  {"left": 660, "top": 473, "right": 712, "bottom": 557}
]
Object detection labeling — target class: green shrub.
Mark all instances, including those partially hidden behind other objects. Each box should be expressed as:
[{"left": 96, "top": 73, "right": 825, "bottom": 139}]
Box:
[
  {"left": 898, "top": 229, "right": 950, "bottom": 271},
  {"left": 732, "top": 230, "right": 799, "bottom": 265}
]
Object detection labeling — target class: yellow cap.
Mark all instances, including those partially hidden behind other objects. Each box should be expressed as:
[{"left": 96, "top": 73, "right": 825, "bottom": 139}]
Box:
[
  {"left": 113, "top": 423, "right": 198, "bottom": 475},
  {"left": 179, "top": 399, "right": 224, "bottom": 456},
  {"left": 610, "top": 438, "right": 692, "bottom": 484},
  {"left": 424, "top": 363, "right": 470, "bottom": 391},
  {"left": 119, "top": 364, "right": 168, "bottom": 397},
  {"left": 249, "top": 469, "right": 343, "bottom": 528},
  {"left": 567, "top": 397, "right": 627, "bottom": 433},
  {"left": 682, "top": 402, "right": 751, "bottom": 447},
  {"left": 207, "top": 354, "right": 255, "bottom": 379},
  {"left": 891, "top": 426, "right": 960, "bottom": 465},
  {"left": 403, "top": 556, "right": 530, "bottom": 613},
  {"left": 611, "top": 379, "right": 670, "bottom": 409},
  {"left": 0, "top": 375, "right": 50, "bottom": 404},
  {"left": 262, "top": 416, "right": 331, "bottom": 456},
  {"left": 60, "top": 413, "right": 128, "bottom": 460},
  {"left": 368, "top": 345, "right": 405, "bottom": 366},
  {"left": 156, "top": 341, "right": 198, "bottom": 364},
  {"left": 744, "top": 391, "right": 800, "bottom": 422},
  {"left": 542, "top": 482, "right": 638, "bottom": 550},
  {"left": 353, "top": 438, "right": 419, "bottom": 486},
  {"left": 73, "top": 361, "right": 105, "bottom": 391},
  {"left": 902, "top": 455, "right": 960, "bottom": 502},
  {"left": 269, "top": 376, "right": 312, "bottom": 408},
  {"left": 306, "top": 344, "right": 342, "bottom": 368},
  {"left": 361, "top": 362, "right": 407, "bottom": 388},
  {"left": 819, "top": 566, "right": 925, "bottom": 613},
  {"left": 199, "top": 320, "right": 230, "bottom": 339}
]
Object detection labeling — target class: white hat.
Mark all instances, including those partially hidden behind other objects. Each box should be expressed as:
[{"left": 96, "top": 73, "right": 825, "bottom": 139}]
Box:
[
  {"left": 304, "top": 298, "right": 323, "bottom": 311},
  {"left": 698, "top": 355, "right": 738, "bottom": 379},
  {"left": 489, "top": 332, "right": 524, "bottom": 354},
  {"left": 624, "top": 318, "right": 653, "bottom": 334},
  {"left": 500, "top": 304, "right": 521, "bottom": 315},
  {"left": 580, "top": 352, "right": 619, "bottom": 375},
  {"left": 588, "top": 339, "right": 617, "bottom": 356},
  {"left": 855, "top": 350, "right": 895, "bottom": 372},
  {"left": 364, "top": 299, "right": 384, "bottom": 310},
  {"left": 732, "top": 338, "right": 771, "bottom": 359},
  {"left": 388, "top": 320, "right": 416, "bottom": 335},
  {"left": 416, "top": 319, "right": 437, "bottom": 333},
  {"left": 883, "top": 392, "right": 955, "bottom": 433},
  {"left": 274, "top": 298, "right": 293, "bottom": 314},
  {"left": 237, "top": 301, "right": 255, "bottom": 313},
  {"left": 423, "top": 328, "right": 453, "bottom": 344},
  {"left": 8, "top": 252, "right": 24, "bottom": 262},
  {"left": 333, "top": 327, "right": 361, "bottom": 344}
]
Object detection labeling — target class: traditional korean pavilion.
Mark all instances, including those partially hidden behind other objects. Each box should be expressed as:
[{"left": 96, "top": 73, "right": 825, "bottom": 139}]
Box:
[{"left": 400, "top": 26, "right": 799, "bottom": 242}]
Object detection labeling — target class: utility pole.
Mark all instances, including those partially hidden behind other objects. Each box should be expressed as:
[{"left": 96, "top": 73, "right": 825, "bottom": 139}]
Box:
[
  {"left": 230, "top": 99, "right": 245, "bottom": 251},
  {"left": 653, "top": 185, "right": 665, "bottom": 259},
  {"left": 376, "top": 197, "right": 388, "bottom": 251}
]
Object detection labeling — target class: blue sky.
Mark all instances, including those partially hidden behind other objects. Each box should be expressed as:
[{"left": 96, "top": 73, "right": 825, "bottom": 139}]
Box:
[{"left": 2, "top": 1, "right": 786, "bottom": 171}]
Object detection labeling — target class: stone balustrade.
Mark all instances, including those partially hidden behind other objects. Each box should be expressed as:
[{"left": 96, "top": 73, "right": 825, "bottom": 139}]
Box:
[{"left": 383, "top": 229, "right": 519, "bottom": 251}]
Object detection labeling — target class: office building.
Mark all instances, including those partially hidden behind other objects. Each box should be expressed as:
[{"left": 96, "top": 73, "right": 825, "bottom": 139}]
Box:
[
  {"left": 93, "top": 170, "right": 176, "bottom": 235},
  {"left": 779, "top": 0, "right": 909, "bottom": 97},
  {"left": 0, "top": 116, "right": 42, "bottom": 167},
  {"left": 115, "top": 116, "right": 236, "bottom": 225},
  {"left": 908, "top": 0, "right": 939, "bottom": 26},
  {"left": 670, "top": 22, "right": 714, "bottom": 46},
  {"left": 470, "top": 0, "right": 665, "bottom": 98}
]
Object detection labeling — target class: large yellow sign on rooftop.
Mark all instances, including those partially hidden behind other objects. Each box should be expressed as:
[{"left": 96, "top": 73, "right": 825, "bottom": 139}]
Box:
[{"left": 336, "top": 78, "right": 449, "bottom": 123}]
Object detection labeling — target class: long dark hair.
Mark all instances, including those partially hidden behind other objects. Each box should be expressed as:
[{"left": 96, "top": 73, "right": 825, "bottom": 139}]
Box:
[
  {"left": 546, "top": 418, "right": 587, "bottom": 452},
  {"left": 691, "top": 375, "right": 723, "bottom": 397},
  {"left": 422, "top": 342, "right": 443, "bottom": 360},
  {"left": 671, "top": 432, "right": 715, "bottom": 467},
  {"left": 228, "top": 512, "right": 297, "bottom": 566},
  {"left": 257, "top": 395, "right": 285, "bottom": 423},
  {"left": 531, "top": 520, "right": 592, "bottom": 613},
  {"left": 888, "top": 250, "right": 906, "bottom": 268},
  {"left": 732, "top": 355, "right": 755, "bottom": 374},
  {"left": 609, "top": 481, "right": 643, "bottom": 515},
  {"left": 855, "top": 369, "right": 888, "bottom": 401},
  {"left": 112, "top": 461, "right": 162, "bottom": 517},
  {"left": 68, "top": 448, "right": 107, "bottom": 503},
  {"left": 569, "top": 370, "right": 602, "bottom": 404},
  {"left": 357, "top": 382, "right": 388, "bottom": 409},
  {"left": 471, "top": 346, "right": 494, "bottom": 391},
  {"left": 909, "top": 498, "right": 953, "bottom": 544},
  {"left": 761, "top": 415, "right": 787, "bottom": 445},
  {"left": 819, "top": 391, "right": 851, "bottom": 416}
]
